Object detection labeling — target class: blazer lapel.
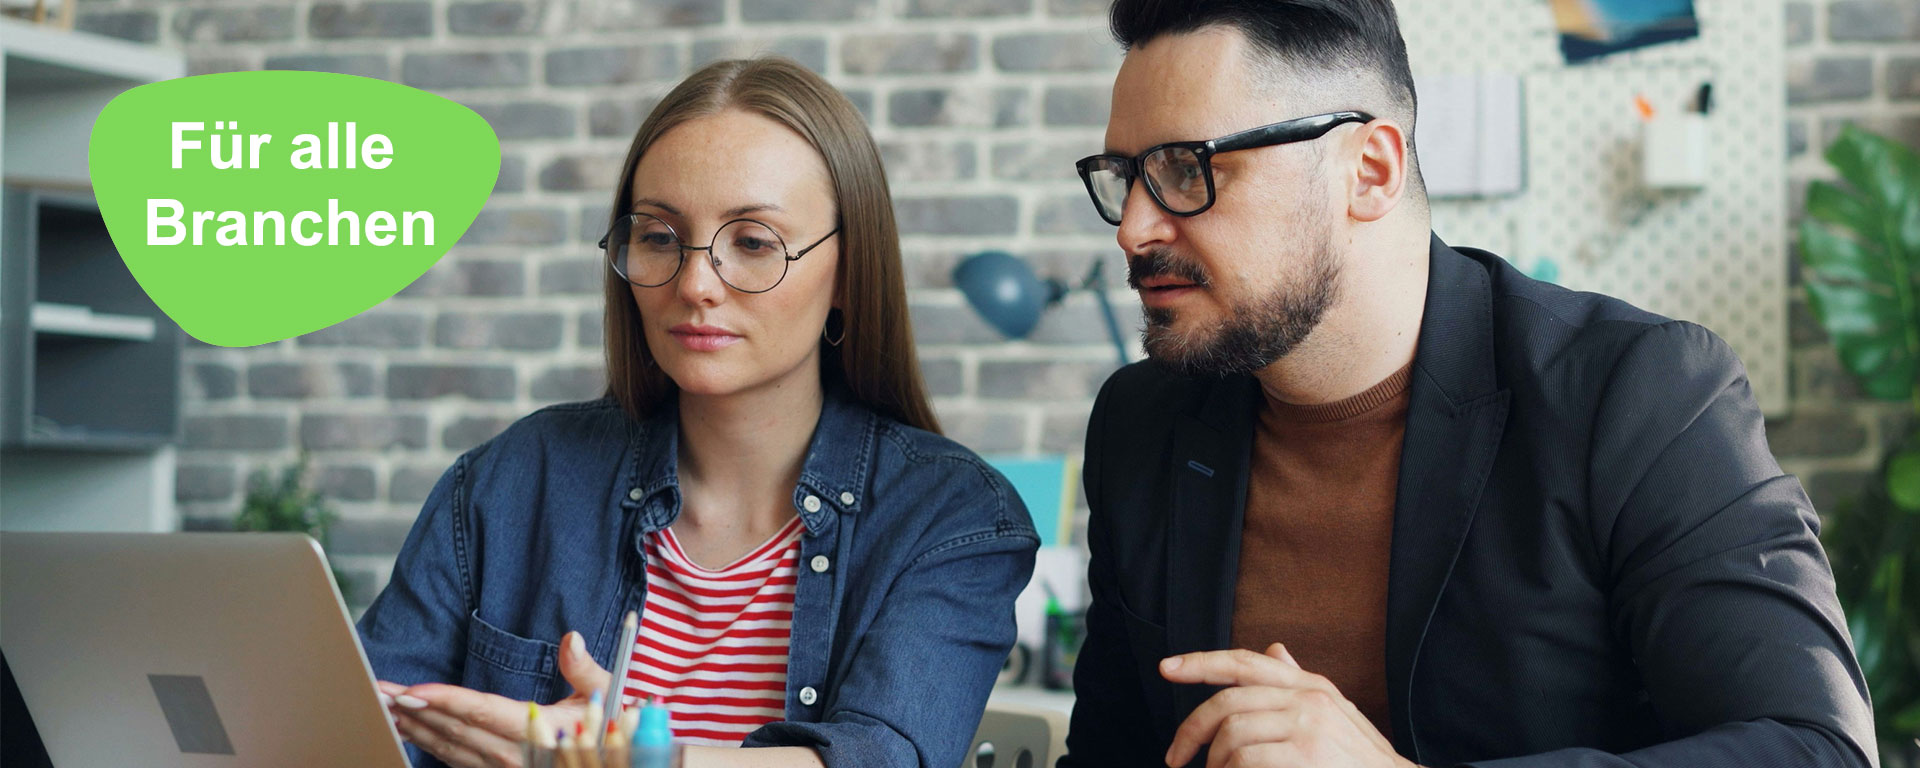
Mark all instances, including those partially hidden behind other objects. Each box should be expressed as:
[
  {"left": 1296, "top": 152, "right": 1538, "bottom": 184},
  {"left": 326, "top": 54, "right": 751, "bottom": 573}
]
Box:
[
  {"left": 1385, "top": 235, "right": 1511, "bottom": 760},
  {"left": 1165, "top": 374, "right": 1259, "bottom": 721}
]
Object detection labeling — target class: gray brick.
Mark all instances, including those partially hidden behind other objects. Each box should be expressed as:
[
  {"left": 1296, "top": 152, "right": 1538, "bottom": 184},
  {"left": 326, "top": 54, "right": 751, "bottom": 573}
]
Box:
[
  {"left": 336, "top": 562, "right": 389, "bottom": 609},
  {"left": 590, "top": 97, "right": 659, "bottom": 138},
  {"left": 191, "top": 362, "right": 240, "bottom": 400},
  {"left": 77, "top": 10, "right": 158, "bottom": 42},
  {"left": 1882, "top": 410, "right": 1915, "bottom": 453},
  {"left": 993, "top": 32, "right": 1119, "bottom": 73},
  {"left": 398, "top": 260, "right": 527, "bottom": 298},
  {"left": 462, "top": 206, "right": 568, "bottom": 245},
  {"left": 890, "top": 87, "right": 1029, "bottom": 128},
  {"left": 539, "top": 258, "right": 607, "bottom": 295},
  {"left": 1047, "top": 0, "right": 1106, "bottom": 15},
  {"left": 693, "top": 37, "right": 828, "bottom": 74},
  {"left": 330, "top": 516, "right": 414, "bottom": 556},
  {"left": 177, "top": 465, "right": 237, "bottom": 502},
  {"left": 1794, "top": 347, "right": 1868, "bottom": 401},
  {"left": 531, "top": 364, "right": 607, "bottom": 402},
  {"left": 388, "top": 364, "right": 517, "bottom": 400},
  {"left": 1804, "top": 469, "right": 1874, "bottom": 515},
  {"left": 1819, "top": 116, "right": 1920, "bottom": 155},
  {"left": 1787, "top": 119, "right": 1808, "bottom": 159},
  {"left": 187, "top": 57, "right": 253, "bottom": 77},
  {"left": 546, "top": 45, "right": 682, "bottom": 87},
  {"left": 1044, "top": 85, "right": 1110, "bottom": 126},
  {"left": 579, "top": 0, "right": 724, "bottom": 28},
  {"left": 496, "top": 155, "right": 527, "bottom": 193},
  {"left": 579, "top": 311, "right": 606, "bottom": 347},
  {"left": 582, "top": 204, "right": 618, "bottom": 243},
  {"left": 403, "top": 52, "right": 531, "bottom": 89},
  {"left": 907, "top": 0, "right": 1030, "bottom": 16},
  {"left": 1766, "top": 409, "right": 1869, "bottom": 458},
  {"left": 181, "top": 515, "right": 236, "bottom": 532},
  {"left": 843, "top": 33, "right": 978, "bottom": 75},
  {"left": 895, "top": 196, "right": 1020, "bottom": 236},
  {"left": 448, "top": 1, "right": 538, "bottom": 36},
  {"left": 1040, "top": 409, "right": 1090, "bottom": 454},
  {"left": 992, "top": 140, "right": 1092, "bottom": 182},
  {"left": 1788, "top": 57, "right": 1873, "bottom": 104},
  {"left": 742, "top": 0, "right": 875, "bottom": 22},
  {"left": 173, "top": 8, "right": 294, "bottom": 42},
  {"left": 249, "top": 362, "right": 378, "bottom": 398},
  {"left": 937, "top": 408, "right": 1030, "bottom": 454},
  {"left": 1036, "top": 194, "right": 1111, "bottom": 235},
  {"left": 469, "top": 101, "right": 576, "bottom": 140},
  {"left": 879, "top": 141, "right": 977, "bottom": 183},
  {"left": 1789, "top": 298, "right": 1827, "bottom": 348},
  {"left": 1786, "top": 2, "right": 1813, "bottom": 46},
  {"left": 297, "top": 312, "right": 427, "bottom": 348},
  {"left": 265, "top": 53, "right": 392, "bottom": 80},
  {"left": 846, "top": 90, "right": 878, "bottom": 125},
  {"left": 316, "top": 464, "right": 378, "bottom": 502},
  {"left": 912, "top": 303, "right": 1005, "bottom": 344},
  {"left": 979, "top": 359, "right": 1116, "bottom": 399},
  {"left": 1890, "top": 57, "right": 1920, "bottom": 100},
  {"left": 185, "top": 415, "right": 290, "bottom": 450},
  {"left": 310, "top": 2, "right": 431, "bottom": 39},
  {"left": 919, "top": 356, "right": 965, "bottom": 397},
  {"left": 390, "top": 464, "right": 446, "bottom": 503},
  {"left": 301, "top": 413, "right": 430, "bottom": 450},
  {"left": 539, "top": 153, "right": 625, "bottom": 192},
  {"left": 1030, "top": 294, "right": 1132, "bottom": 345},
  {"left": 444, "top": 415, "right": 518, "bottom": 450},
  {"left": 1828, "top": 1, "right": 1920, "bottom": 42},
  {"left": 434, "top": 311, "right": 565, "bottom": 350}
]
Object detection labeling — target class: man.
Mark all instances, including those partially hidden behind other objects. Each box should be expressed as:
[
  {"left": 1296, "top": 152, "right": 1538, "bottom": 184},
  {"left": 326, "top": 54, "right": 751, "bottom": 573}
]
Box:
[{"left": 1059, "top": 2, "right": 1877, "bottom": 767}]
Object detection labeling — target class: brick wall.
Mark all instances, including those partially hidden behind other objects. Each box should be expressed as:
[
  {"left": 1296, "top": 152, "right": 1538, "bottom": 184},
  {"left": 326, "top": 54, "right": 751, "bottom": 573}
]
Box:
[{"left": 68, "top": 0, "right": 1916, "bottom": 611}]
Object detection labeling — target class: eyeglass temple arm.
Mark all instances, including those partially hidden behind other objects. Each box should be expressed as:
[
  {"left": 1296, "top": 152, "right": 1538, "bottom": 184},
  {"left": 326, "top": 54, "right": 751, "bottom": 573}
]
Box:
[{"left": 1209, "top": 111, "right": 1375, "bottom": 154}]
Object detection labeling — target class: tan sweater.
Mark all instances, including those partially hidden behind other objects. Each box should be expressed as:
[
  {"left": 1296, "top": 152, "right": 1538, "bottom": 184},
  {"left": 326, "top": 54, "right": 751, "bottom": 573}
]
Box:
[{"left": 1230, "top": 362, "right": 1412, "bottom": 738}]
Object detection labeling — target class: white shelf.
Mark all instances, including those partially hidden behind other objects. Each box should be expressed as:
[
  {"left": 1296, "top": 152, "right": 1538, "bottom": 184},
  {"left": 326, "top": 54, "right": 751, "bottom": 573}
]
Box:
[
  {"left": 30, "top": 302, "right": 155, "bottom": 341},
  {"left": 0, "top": 17, "right": 186, "bottom": 88}
]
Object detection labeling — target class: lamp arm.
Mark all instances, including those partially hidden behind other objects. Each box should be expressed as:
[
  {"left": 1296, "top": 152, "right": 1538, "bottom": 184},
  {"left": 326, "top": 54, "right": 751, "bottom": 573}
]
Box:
[{"left": 1079, "top": 260, "right": 1130, "bottom": 366}]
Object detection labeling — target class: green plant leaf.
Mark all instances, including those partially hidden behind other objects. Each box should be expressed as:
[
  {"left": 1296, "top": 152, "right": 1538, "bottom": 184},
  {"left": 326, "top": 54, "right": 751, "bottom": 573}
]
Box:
[
  {"left": 1833, "top": 333, "right": 1919, "bottom": 401},
  {"left": 1806, "top": 181, "right": 1881, "bottom": 240},
  {"left": 1891, "top": 447, "right": 1920, "bottom": 513},
  {"left": 1800, "top": 219, "right": 1894, "bottom": 285},
  {"left": 1826, "top": 125, "right": 1919, "bottom": 225},
  {"left": 1807, "top": 280, "right": 1900, "bottom": 336}
]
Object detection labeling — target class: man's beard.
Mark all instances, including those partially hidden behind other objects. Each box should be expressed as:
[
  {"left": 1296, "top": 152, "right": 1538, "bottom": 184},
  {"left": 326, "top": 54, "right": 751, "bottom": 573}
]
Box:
[{"left": 1128, "top": 235, "right": 1341, "bottom": 378}]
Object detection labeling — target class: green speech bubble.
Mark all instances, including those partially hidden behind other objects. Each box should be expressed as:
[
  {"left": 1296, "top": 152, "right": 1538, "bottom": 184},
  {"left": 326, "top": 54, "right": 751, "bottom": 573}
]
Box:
[{"left": 89, "top": 71, "right": 499, "bottom": 347}]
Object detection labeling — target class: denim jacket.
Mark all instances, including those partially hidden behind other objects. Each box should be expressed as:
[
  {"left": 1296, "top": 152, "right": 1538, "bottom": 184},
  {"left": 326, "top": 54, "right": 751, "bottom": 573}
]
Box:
[{"left": 357, "top": 385, "right": 1039, "bottom": 768}]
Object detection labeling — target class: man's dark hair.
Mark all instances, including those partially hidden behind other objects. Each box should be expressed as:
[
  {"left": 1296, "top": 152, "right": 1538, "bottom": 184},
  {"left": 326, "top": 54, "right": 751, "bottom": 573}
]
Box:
[{"left": 1111, "top": 0, "right": 1422, "bottom": 193}]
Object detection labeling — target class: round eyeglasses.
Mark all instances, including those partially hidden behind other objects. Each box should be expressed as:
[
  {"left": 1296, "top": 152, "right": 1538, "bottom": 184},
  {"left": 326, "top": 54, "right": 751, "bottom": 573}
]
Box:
[
  {"left": 1074, "top": 111, "right": 1374, "bottom": 225},
  {"left": 599, "top": 212, "right": 840, "bottom": 294}
]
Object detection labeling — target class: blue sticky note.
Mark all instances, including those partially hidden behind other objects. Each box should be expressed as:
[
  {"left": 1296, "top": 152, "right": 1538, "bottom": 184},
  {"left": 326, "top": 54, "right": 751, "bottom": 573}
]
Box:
[{"left": 984, "top": 455, "right": 1076, "bottom": 547}]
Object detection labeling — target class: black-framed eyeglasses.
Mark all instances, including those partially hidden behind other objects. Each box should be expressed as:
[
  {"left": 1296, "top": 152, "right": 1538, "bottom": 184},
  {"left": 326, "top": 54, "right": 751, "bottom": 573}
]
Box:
[
  {"left": 1074, "top": 110, "right": 1375, "bottom": 226},
  {"left": 598, "top": 212, "right": 840, "bottom": 294}
]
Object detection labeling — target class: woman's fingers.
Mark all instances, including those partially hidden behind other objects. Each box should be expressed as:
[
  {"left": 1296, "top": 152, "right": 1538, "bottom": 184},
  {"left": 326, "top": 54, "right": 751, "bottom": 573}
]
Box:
[
  {"left": 392, "top": 709, "right": 499, "bottom": 768},
  {"left": 558, "top": 631, "right": 614, "bottom": 698},
  {"left": 393, "top": 705, "right": 524, "bottom": 768}
]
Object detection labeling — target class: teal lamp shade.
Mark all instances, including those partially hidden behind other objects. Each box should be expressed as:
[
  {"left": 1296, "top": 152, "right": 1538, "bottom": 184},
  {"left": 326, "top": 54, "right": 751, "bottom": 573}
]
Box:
[{"left": 953, "top": 251, "right": 1059, "bottom": 339}]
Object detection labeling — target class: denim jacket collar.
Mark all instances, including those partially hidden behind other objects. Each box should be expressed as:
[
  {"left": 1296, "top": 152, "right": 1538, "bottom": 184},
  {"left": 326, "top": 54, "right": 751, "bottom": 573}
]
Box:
[{"left": 618, "top": 378, "right": 878, "bottom": 538}]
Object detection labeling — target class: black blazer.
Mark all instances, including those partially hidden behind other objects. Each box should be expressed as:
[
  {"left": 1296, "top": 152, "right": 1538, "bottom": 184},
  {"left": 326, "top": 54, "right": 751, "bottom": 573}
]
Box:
[{"left": 1059, "top": 235, "right": 1877, "bottom": 768}]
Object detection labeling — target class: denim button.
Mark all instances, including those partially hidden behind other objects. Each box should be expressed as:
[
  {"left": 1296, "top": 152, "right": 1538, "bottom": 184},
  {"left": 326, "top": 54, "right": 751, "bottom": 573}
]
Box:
[
  {"left": 810, "top": 555, "right": 830, "bottom": 573},
  {"left": 628, "top": 488, "right": 642, "bottom": 501},
  {"left": 802, "top": 495, "right": 822, "bottom": 513},
  {"left": 799, "top": 686, "right": 818, "bottom": 706},
  {"left": 839, "top": 491, "right": 855, "bottom": 506}
]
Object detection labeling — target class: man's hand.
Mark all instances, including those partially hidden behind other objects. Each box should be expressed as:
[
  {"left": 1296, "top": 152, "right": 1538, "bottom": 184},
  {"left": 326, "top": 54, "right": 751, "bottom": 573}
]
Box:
[
  {"left": 1160, "top": 643, "right": 1419, "bottom": 768},
  {"left": 379, "top": 630, "right": 614, "bottom": 768}
]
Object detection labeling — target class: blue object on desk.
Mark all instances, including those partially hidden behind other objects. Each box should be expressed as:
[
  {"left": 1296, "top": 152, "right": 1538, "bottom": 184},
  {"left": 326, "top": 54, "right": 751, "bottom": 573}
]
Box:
[{"left": 984, "top": 455, "right": 1077, "bottom": 547}]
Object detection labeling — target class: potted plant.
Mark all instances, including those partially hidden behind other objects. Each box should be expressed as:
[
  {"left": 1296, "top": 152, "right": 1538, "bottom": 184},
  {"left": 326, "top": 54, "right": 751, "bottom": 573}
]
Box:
[
  {"left": 233, "top": 454, "right": 352, "bottom": 597},
  {"left": 1798, "top": 123, "right": 1920, "bottom": 765}
]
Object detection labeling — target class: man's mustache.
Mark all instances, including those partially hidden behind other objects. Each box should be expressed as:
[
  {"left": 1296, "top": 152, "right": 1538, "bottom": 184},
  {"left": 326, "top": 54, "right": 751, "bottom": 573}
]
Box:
[{"left": 1126, "top": 248, "right": 1210, "bottom": 290}]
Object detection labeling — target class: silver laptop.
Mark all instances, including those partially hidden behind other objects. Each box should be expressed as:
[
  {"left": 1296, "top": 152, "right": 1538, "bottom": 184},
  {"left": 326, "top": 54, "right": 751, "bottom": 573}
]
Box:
[{"left": 0, "top": 532, "right": 409, "bottom": 767}]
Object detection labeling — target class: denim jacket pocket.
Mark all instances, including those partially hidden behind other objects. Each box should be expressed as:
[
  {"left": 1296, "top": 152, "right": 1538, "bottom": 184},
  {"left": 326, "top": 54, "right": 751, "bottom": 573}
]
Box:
[{"left": 463, "top": 610, "right": 559, "bottom": 703}]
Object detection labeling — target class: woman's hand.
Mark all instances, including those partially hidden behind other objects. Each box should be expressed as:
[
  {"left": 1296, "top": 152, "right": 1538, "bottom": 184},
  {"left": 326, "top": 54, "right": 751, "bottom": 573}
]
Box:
[{"left": 379, "top": 631, "right": 615, "bottom": 768}]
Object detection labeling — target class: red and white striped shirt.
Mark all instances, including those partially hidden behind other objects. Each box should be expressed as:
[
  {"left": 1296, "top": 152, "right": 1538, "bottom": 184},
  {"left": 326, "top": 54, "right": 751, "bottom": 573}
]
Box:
[{"left": 621, "top": 516, "right": 803, "bottom": 746}]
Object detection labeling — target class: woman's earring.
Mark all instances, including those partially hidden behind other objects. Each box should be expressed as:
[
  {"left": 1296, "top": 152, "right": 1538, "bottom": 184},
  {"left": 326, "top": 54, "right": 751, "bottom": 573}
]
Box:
[{"left": 822, "top": 309, "right": 846, "bottom": 347}]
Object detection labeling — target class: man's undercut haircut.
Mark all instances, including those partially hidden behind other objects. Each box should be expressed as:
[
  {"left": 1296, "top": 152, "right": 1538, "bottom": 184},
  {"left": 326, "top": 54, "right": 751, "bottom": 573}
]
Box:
[{"left": 1110, "top": 0, "right": 1424, "bottom": 200}]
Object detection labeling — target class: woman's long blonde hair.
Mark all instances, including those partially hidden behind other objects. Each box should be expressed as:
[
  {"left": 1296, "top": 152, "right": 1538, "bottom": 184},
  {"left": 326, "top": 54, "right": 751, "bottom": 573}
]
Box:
[{"left": 601, "top": 57, "right": 940, "bottom": 434}]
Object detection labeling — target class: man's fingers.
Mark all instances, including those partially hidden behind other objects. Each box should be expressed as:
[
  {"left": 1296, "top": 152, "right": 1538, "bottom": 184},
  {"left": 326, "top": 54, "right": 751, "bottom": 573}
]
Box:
[
  {"left": 1206, "top": 711, "right": 1297, "bottom": 768},
  {"left": 1263, "top": 643, "right": 1298, "bottom": 668},
  {"left": 559, "top": 631, "right": 614, "bottom": 697},
  {"left": 1161, "top": 649, "right": 1309, "bottom": 689},
  {"left": 393, "top": 705, "right": 522, "bottom": 767},
  {"left": 1165, "top": 686, "right": 1298, "bottom": 767},
  {"left": 1220, "top": 741, "right": 1301, "bottom": 768},
  {"left": 392, "top": 711, "right": 495, "bottom": 768}
]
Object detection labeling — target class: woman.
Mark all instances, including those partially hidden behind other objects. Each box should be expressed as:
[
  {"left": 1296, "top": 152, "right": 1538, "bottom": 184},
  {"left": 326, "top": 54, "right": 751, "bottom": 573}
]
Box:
[{"left": 356, "top": 57, "right": 1039, "bottom": 768}]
